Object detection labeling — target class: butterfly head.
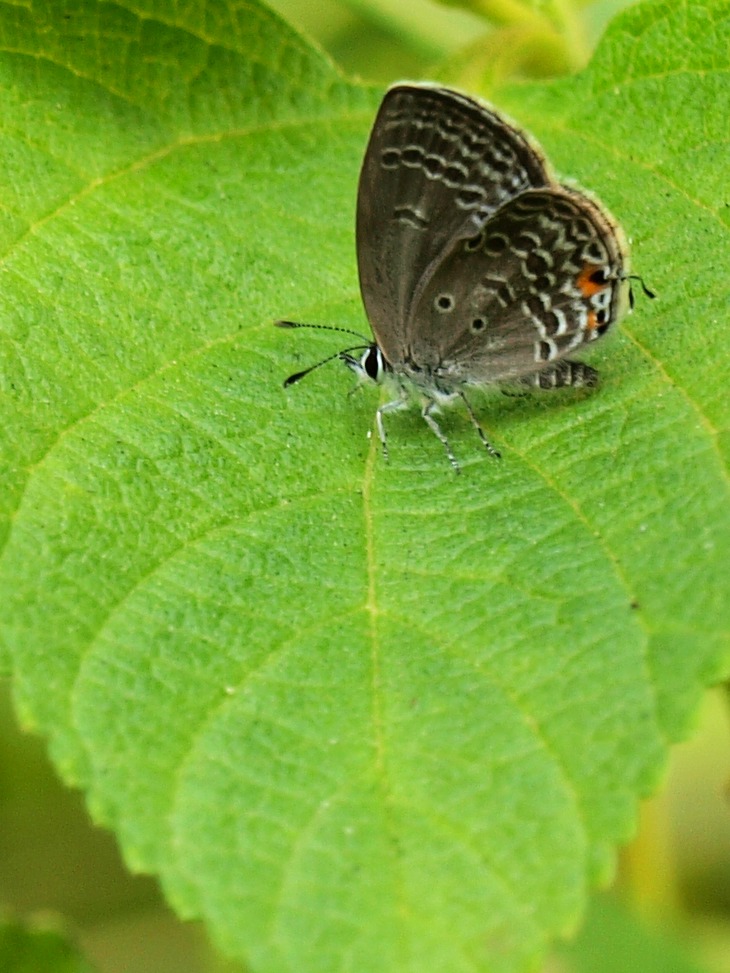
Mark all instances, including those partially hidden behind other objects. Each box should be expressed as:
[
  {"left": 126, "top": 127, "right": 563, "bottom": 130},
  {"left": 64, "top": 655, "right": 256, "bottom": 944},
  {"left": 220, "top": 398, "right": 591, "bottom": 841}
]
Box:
[
  {"left": 275, "top": 320, "right": 391, "bottom": 389},
  {"left": 340, "top": 343, "right": 390, "bottom": 385}
]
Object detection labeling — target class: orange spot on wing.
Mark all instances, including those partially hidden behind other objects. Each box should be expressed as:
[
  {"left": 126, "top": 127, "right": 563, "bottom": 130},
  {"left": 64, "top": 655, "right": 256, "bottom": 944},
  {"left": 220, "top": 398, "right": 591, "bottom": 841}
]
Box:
[
  {"left": 586, "top": 310, "right": 598, "bottom": 332},
  {"left": 577, "top": 263, "right": 606, "bottom": 298}
]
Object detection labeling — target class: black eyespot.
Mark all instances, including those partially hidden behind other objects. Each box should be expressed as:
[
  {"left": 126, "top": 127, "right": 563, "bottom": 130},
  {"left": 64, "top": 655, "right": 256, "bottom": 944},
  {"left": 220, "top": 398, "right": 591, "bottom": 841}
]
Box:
[
  {"left": 586, "top": 243, "right": 606, "bottom": 264},
  {"left": 423, "top": 154, "right": 443, "bottom": 177},
  {"left": 572, "top": 218, "right": 593, "bottom": 241},
  {"left": 402, "top": 146, "right": 424, "bottom": 166},
  {"left": 435, "top": 293, "right": 455, "bottom": 312},
  {"left": 456, "top": 188, "right": 483, "bottom": 207},
  {"left": 590, "top": 268, "right": 608, "bottom": 285},
  {"left": 444, "top": 164, "right": 467, "bottom": 186},
  {"left": 596, "top": 308, "right": 607, "bottom": 324},
  {"left": 553, "top": 199, "right": 575, "bottom": 219},
  {"left": 484, "top": 234, "right": 508, "bottom": 255},
  {"left": 464, "top": 232, "right": 484, "bottom": 252},
  {"left": 471, "top": 317, "right": 486, "bottom": 332}
]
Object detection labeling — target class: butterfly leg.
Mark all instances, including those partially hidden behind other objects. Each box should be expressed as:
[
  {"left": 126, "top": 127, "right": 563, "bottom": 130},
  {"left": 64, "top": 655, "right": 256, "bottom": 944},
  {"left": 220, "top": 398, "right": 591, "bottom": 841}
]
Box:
[
  {"left": 421, "top": 400, "right": 461, "bottom": 473},
  {"left": 458, "top": 392, "right": 501, "bottom": 460},
  {"left": 522, "top": 360, "right": 599, "bottom": 389},
  {"left": 375, "top": 394, "right": 409, "bottom": 462}
]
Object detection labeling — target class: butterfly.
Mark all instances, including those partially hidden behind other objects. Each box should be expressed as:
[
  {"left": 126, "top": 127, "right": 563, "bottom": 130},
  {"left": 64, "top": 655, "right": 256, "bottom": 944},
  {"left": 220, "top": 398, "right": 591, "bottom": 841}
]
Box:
[{"left": 277, "top": 83, "right": 652, "bottom": 471}]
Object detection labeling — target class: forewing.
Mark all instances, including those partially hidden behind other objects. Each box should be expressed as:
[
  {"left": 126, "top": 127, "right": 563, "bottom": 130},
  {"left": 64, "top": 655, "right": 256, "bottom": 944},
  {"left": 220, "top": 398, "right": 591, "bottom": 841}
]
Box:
[
  {"left": 409, "top": 186, "right": 630, "bottom": 385},
  {"left": 356, "top": 83, "right": 551, "bottom": 365}
]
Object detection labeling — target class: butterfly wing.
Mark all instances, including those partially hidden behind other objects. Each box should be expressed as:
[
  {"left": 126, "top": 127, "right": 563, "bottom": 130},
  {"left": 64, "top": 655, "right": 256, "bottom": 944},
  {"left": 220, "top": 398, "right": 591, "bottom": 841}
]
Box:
[
  {"left": 356, "top": 84, "right": 551, "bottom": 368},
  {"left": 408, "top": 186, "right": 630, "bottom": 386}
]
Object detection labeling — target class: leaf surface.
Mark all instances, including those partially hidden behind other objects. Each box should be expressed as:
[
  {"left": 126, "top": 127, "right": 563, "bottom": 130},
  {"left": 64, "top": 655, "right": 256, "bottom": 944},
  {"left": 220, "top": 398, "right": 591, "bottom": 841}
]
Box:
[{"left": 0, "top": 2, "right": 728, "bottom": 971}]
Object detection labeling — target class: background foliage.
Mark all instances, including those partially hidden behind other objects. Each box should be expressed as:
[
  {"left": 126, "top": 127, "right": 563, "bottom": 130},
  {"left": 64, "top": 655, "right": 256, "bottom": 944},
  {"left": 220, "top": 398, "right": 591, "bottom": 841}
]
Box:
[{"left": 0, "top": 1, "right": 728, "bottom": 971}]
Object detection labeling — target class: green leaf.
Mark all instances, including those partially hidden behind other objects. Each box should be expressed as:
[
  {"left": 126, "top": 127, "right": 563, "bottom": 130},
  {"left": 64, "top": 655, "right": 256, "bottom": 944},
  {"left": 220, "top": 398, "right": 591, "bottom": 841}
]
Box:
[
  {"left": 0, "top": 1, "right": 727, "bottom": 972},
  {"left": 556, "top": 894, "right": 711, "bottom": 973},
  {"left": 0, "top": 915, "right": 98, "bottom": 973}
]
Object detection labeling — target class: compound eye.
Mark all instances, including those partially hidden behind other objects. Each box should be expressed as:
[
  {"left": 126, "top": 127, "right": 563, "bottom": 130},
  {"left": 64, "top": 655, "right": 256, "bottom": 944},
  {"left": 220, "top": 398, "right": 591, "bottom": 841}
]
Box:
[{"left": 363, "top": 345, "right": 382, "bottom": 381}]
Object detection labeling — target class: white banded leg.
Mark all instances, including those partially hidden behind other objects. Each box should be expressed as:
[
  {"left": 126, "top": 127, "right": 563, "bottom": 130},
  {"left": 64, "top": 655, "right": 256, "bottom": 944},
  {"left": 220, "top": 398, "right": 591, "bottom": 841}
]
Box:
[
  {"left": 422, "top": 400, "right": 461, "bottom": 473},
  {"left": 459, "top": 392, "right": 501, "bottom": 459},
  {"left": 376, "top": 394, "right": 409, "bottom": 461}
]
